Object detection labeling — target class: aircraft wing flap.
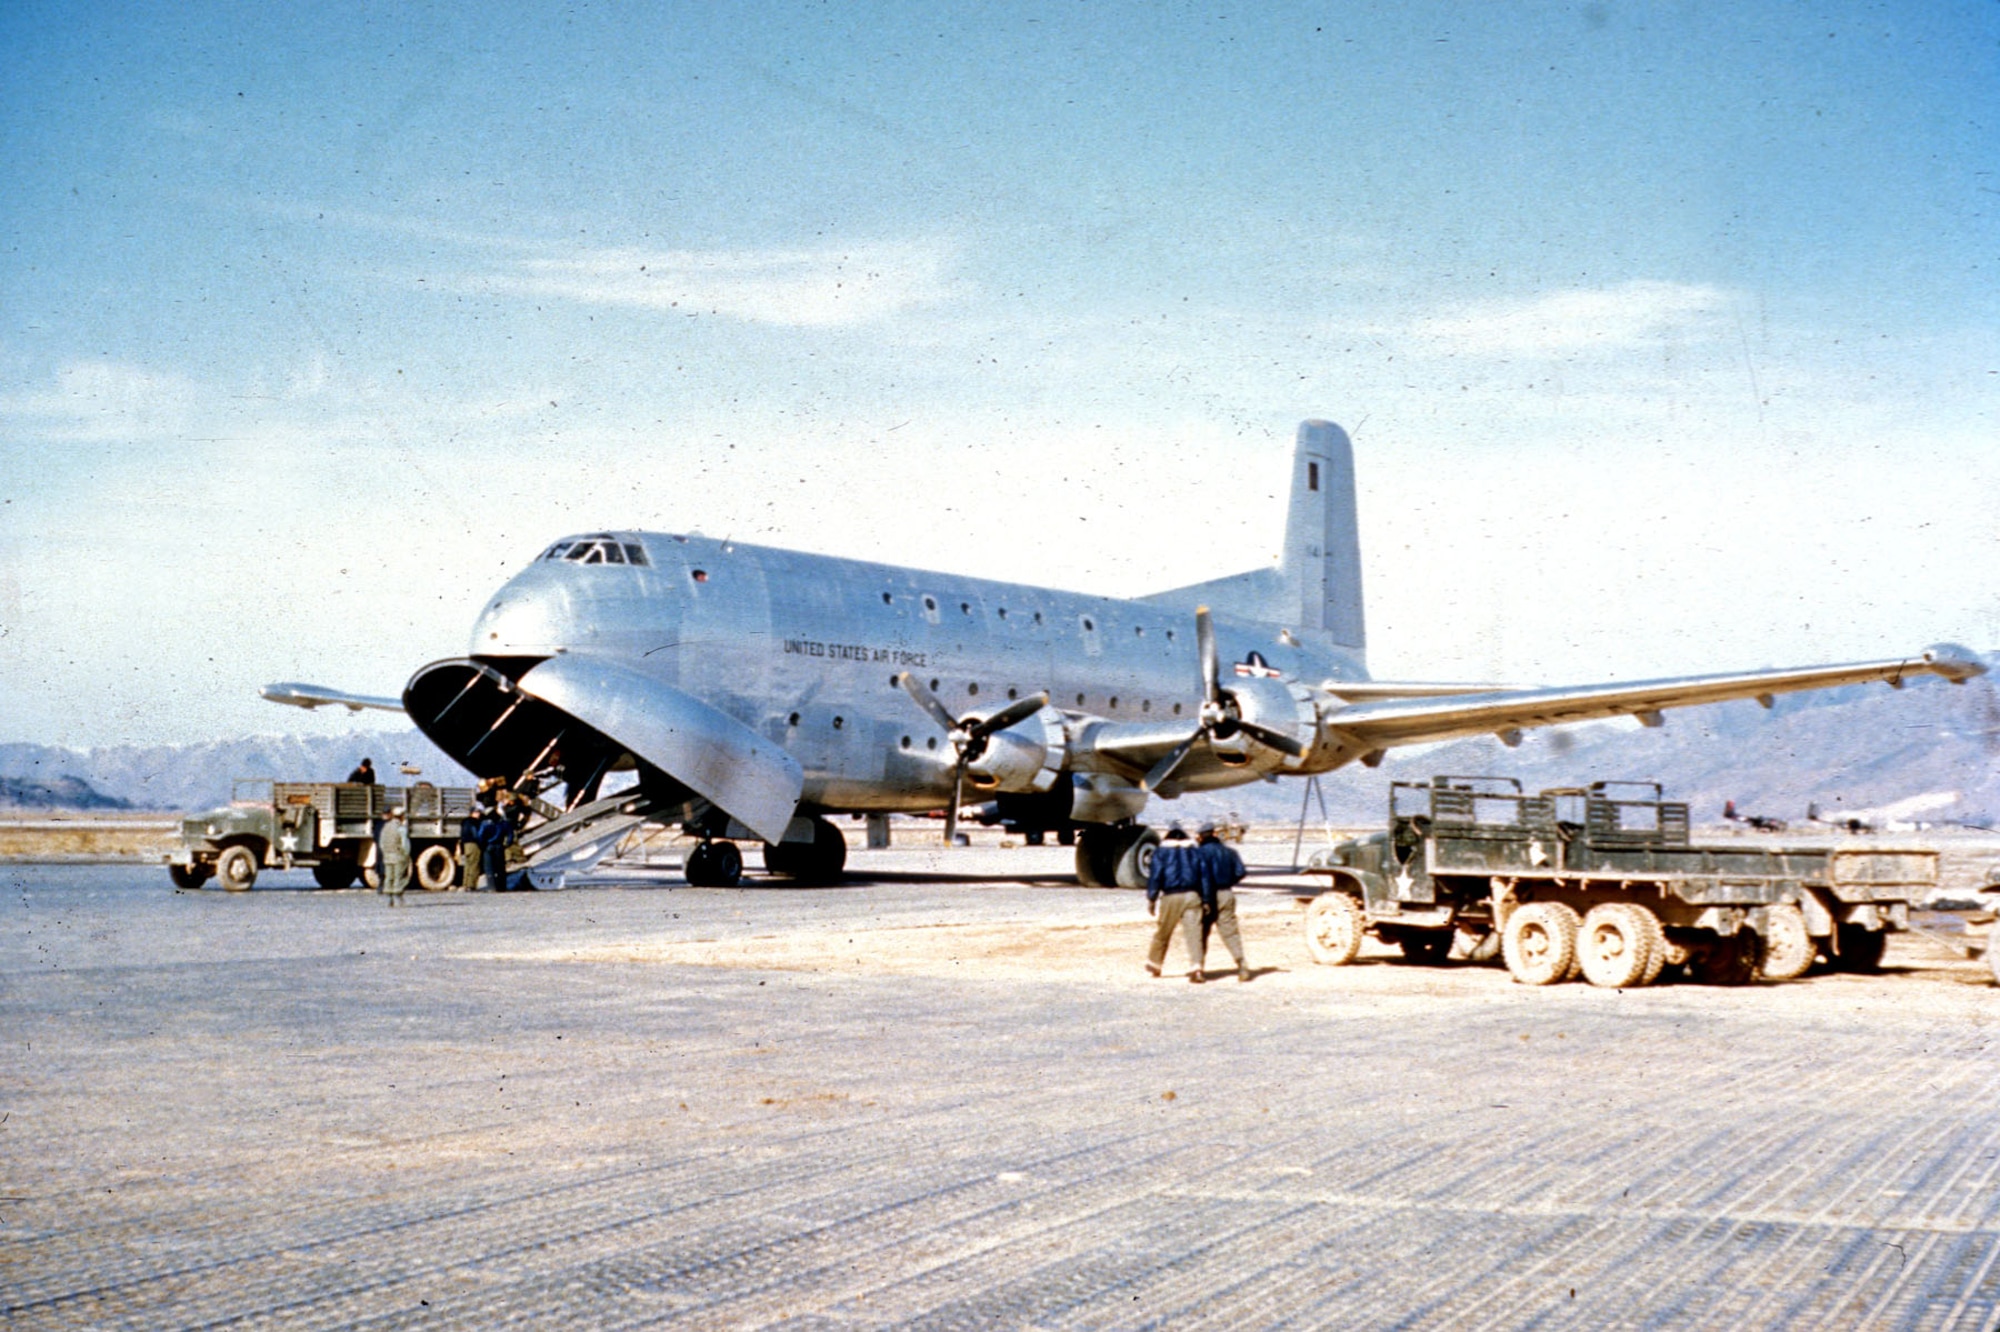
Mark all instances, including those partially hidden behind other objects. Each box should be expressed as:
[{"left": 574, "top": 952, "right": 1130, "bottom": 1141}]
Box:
[{"left": 1319, "top": 645, "right": 1986, "bottom": 751}]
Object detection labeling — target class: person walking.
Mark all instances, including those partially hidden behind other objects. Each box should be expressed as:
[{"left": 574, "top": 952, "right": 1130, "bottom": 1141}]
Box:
[
  {"left": 478, "top": 806, "right": 514, "bottom": 893},
  {"left": 1192, "top": 821, "right": 1251, "bottom": 981},
  {"left": 458, "top": 805, "right": 484, "bottom": 890},
  {"left": 379, "top": 807, "right": 412, "bottom": 907},
  {"left": 1144, "top": 826, "right": 1207, "bottom": 981}
]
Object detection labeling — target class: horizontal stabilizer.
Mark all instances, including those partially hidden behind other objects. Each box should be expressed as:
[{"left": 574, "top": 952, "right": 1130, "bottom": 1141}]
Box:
[{"left": 260, "top": 681, "right": 406, "bottom": 713}]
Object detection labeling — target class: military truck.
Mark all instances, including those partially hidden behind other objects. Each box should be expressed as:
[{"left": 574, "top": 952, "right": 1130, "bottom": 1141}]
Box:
[
  {"left": 167, "top": 779, "right": 476, "bottom": 891},
  {"left": 1301, "top": 776, "right": 1938, "bottom": 987}
]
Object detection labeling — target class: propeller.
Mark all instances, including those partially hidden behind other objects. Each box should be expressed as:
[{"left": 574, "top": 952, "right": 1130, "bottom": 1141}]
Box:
[
  {"left": 1142, "top": 606, "right": 1307, "bottom": 793},
  {"left": 895, "top": 674, "right": 1049, "bottom": 845}
]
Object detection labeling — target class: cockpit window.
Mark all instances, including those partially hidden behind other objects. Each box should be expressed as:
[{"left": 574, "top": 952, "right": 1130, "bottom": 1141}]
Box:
[{"left": 545, "top": 535, "right": 649, "bottom": 566}]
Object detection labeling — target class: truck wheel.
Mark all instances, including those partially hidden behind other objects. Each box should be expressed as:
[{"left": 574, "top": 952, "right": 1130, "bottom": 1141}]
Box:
[
  {"left": 1114, "top": 826, "right": 1161, "bottom": 891},
  {"left": 168, "top": 863, "right": 211, "bottom": 890},
  {"left": 1623, "top": 905, "right": 1667, "bottom": 986},
  {"left": 1458, "top": 926, "right": 1503, "bottom": 964},
  {"left": 414, "top": 845, "right": 457, "bottom": 892},
  {"left": 1989, "top": 924, "right": 2000, "bottom": 986},
  {"left": 1503, "top": 902, "right": 1578, "bottom": 985},
  {"left": 312, "top": 861, "right": 359, "bottom": 890},
  {"left": 1577, "top": 904, "right": 1650, "bottom": 988},
  {"left": 1396, "top": 929, "right": 1453, "bottom": 965},
  {"left": 1832, "top": 923, "right": 1886, "bottom": 973},
  {"left": 1759, "top": 903, "right": 1814, "bottom": 981},
  {"left": 214, "top": 845, "right": 259, "bottom": 892},
  {"left": 1303, "top": 893, "right": 1366, "bottom": 966}
]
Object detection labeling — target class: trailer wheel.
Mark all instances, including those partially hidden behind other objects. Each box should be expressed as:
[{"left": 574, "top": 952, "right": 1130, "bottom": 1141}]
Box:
[
  {"left": 1577, "top": 904, "right": 1650, "bottom": 989},
  {"left": 1831, "top": 923, "right": 1886, "bottom": 973},
  {"left": 214, "top": 845, "right": 259, "bottom": 892},
  {"left": 1691, "top": 931, "right": 1761, "bottom": 985},
  {"left": 312, "top": 861, "right": 359, "bottom": 890},
  {"left": 1303, "top": 893, "right": 1366, "bottom": 966},
  {"left": 414, "top": 845, "right": 457, "bottom": 892},
  {"left": 168, "top": 862, "right": 211, "bottom": 890},
  {"left": 1503, "top": 902, "right": 1578, "bottom": 985},
  {"left": 1759, "top": 903, "right": 1814, "bottom": 981},
  {"left": 1395, "top": 929, "right": 1454, "bottom": 966}
]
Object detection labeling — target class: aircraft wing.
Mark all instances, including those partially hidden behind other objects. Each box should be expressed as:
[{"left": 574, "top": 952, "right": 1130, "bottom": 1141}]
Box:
[
  {"left": 1313, "top": 643, "right": 1987, "bottom": 761},
  {"left": 260, "top": 682, "right": 407, "bottom": 713}
]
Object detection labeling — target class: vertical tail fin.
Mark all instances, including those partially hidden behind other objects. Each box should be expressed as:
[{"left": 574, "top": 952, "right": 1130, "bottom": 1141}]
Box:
[{"left": 1283, "top": 421, "right": 1365, "bottom": 653}]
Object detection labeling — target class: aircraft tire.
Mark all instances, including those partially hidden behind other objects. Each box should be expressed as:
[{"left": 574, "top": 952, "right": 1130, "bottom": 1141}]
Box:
[
  {"left": 1988, "top": 925, "right": 2000, "bottom": 985},
  {"left": 1758, "top": 903, "right": 1814, "bottom": 981},
  {"left": 1113, "top": 826, "right": 1160, "bottom": 891},
  {"left": 214, "top": 845, "right": 259, "bottom": 892},
  {"left": 1303, "top": 892, "right": 1366, "bottom": 965},
  {"left": 1074, "top": 828, "right": 1120, "bottom": 887},
  {"left": 762, "top": 819, "right": 847, "bottom": 883},
  {"left": 1502, "top": 901, "right": 1577, "bottom": 985},
  {"left": 311, "top": 861, "right": 359, "bottom": 891},
  {"left": 685, "top": 840, "right": 743, "bottom": 888},
  {"left": 1576, "top": 903, "right": 1649, "bottom": 988},
  {"left": 1831, "top": 923, "right": 1886, "bottom": 973},
  {"left": 414, "top": 845, "right": 457, "bottom": 892}
]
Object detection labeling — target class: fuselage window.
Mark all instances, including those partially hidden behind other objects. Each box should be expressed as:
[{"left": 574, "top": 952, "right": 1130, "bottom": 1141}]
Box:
[
  {"left": 1081, "top": 616, "right": 1095, "bottom": 633},
  {"left": 967, "top": 682, "right": 979, "bottom": 697},
  {"left": 882, "top": 592, "right": 893, "bottom": 605},
  {"left": 692, "top": 569, "right": 709, "bottom": 583},
  {"left": 622, "top": 543, "right": 649, "bottom": 566}
]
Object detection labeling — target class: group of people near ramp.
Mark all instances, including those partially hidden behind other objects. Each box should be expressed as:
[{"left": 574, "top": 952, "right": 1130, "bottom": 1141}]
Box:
[{"left": 1145, "top": 821, "right": 1251, "bottom": 983}]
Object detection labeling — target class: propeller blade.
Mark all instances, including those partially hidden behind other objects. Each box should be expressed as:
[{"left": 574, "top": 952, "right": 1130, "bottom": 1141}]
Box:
[
  {"left": 1238, "top": 720, "right": 1308, "bottom": 758},
  {"left": 1196, "top": 606, "right": 1220, "bottom": 705},
  {"left": 1141, "top": 730, "right": 1204, "bottom": 793},
  {"left": 896, "top": 672, "right": 960, "bottom": 735},
  {"left": 967, "top": 691, "right": 1049, "bottom": 739},
  {"left": 944, "top": 763, "right": 964, "bottom": 846}
]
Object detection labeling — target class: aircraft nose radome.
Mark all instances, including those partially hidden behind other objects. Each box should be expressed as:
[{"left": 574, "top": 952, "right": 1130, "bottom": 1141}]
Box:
[
  {"left": 472, "top": 584, "right": 573, "bottom": 655},
  {"left": 1922, "top": 642, "right": 1988, "bottom": 681}
]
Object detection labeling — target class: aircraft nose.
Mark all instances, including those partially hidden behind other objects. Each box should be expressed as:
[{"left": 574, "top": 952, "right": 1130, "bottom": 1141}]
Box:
[{"left": 472, "top": 577, "right": 575, "bottom": 656}]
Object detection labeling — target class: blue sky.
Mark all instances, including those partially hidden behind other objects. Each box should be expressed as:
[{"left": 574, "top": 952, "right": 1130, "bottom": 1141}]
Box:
[{"left": 2, "top": 0, "right": 1996, "bottom": 747}]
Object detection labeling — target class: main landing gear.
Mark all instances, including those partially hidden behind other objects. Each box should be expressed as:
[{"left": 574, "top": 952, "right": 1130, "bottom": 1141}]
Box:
[
  {"left": 1074, "top": 824, "right": 1161, "bottom": 889},
  {"left": 683, "top": 839, "right": 743, "bottom": 887},
  {"left": 762, "top": 817, "right": 848, "bottom": 884}
]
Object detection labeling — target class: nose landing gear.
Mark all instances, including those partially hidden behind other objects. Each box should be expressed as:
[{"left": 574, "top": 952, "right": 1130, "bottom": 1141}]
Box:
[{"left": 683, "top": 839, "right": 744, "bottom": 887}]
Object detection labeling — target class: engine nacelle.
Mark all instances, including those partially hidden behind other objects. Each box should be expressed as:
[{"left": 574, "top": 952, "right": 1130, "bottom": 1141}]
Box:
[
  {"left": 963, "top": 707, "right": 1066, "bottom": 794},
  {"left": 1223, "top": 675, "right": 1315, "bottom": 767}
]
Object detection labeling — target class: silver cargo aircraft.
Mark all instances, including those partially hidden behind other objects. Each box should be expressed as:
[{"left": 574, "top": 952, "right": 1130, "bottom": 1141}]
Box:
[{"left": 265, "top": 420, "right": 1984, "bottom": 887}]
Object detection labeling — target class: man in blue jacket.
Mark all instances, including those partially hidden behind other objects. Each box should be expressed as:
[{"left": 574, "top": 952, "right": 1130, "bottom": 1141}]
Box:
[
  {"left": 1192, "top": 821, "right": 1252, "bottom": 982},
  {"left": 1144, "top": 826, "right": 1207, "bottom": 981}
]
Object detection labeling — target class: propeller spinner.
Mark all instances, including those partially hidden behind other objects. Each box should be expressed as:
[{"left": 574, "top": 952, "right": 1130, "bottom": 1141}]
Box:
[
  {"left": 1142, "top": 606, "right": 1307, "bottom": 793},
  {"left": 895, "top": 674, "right": 1050, "bottom": 845}
]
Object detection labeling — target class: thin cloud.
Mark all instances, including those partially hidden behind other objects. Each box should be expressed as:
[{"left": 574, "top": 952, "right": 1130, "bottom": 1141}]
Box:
[
  {"left": 463, "top": 240, "right": 966, "bottom": 327},
  {"left": 0, "top": 360, "right": 201, "bottom": 442},
  {"left": 1414, "top": 280, "right": 1738, "bottom": 356}
]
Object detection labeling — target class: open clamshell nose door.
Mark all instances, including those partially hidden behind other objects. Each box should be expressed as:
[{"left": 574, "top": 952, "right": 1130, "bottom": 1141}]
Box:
[{"left": 404, "top": 655, "right": 803, "bottom": 846}]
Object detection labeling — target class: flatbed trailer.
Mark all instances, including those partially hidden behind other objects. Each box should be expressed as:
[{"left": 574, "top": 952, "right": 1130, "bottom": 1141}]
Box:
[
  {"left": 1301, "top": 777, "right": 1938, "bottom": 986},
  {"left": 167, "top": 779, "right": 477, "bottom": 891}
]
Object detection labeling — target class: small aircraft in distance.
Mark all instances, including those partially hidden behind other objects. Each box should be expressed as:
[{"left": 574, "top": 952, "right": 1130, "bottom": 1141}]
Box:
[{"left": 265, "top": 420, "right": 1985, "bottom": 887}]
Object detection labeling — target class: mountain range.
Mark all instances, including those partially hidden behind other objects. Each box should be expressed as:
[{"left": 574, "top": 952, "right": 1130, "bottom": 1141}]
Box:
[{"left": 3, "top": 666, "right": 1993, "bottom": 826}]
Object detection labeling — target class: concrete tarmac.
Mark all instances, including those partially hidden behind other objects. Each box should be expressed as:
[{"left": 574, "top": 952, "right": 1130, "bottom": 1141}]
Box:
[{"left": 4, "top": 851, "right": 1999, "bottom": 1329}]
